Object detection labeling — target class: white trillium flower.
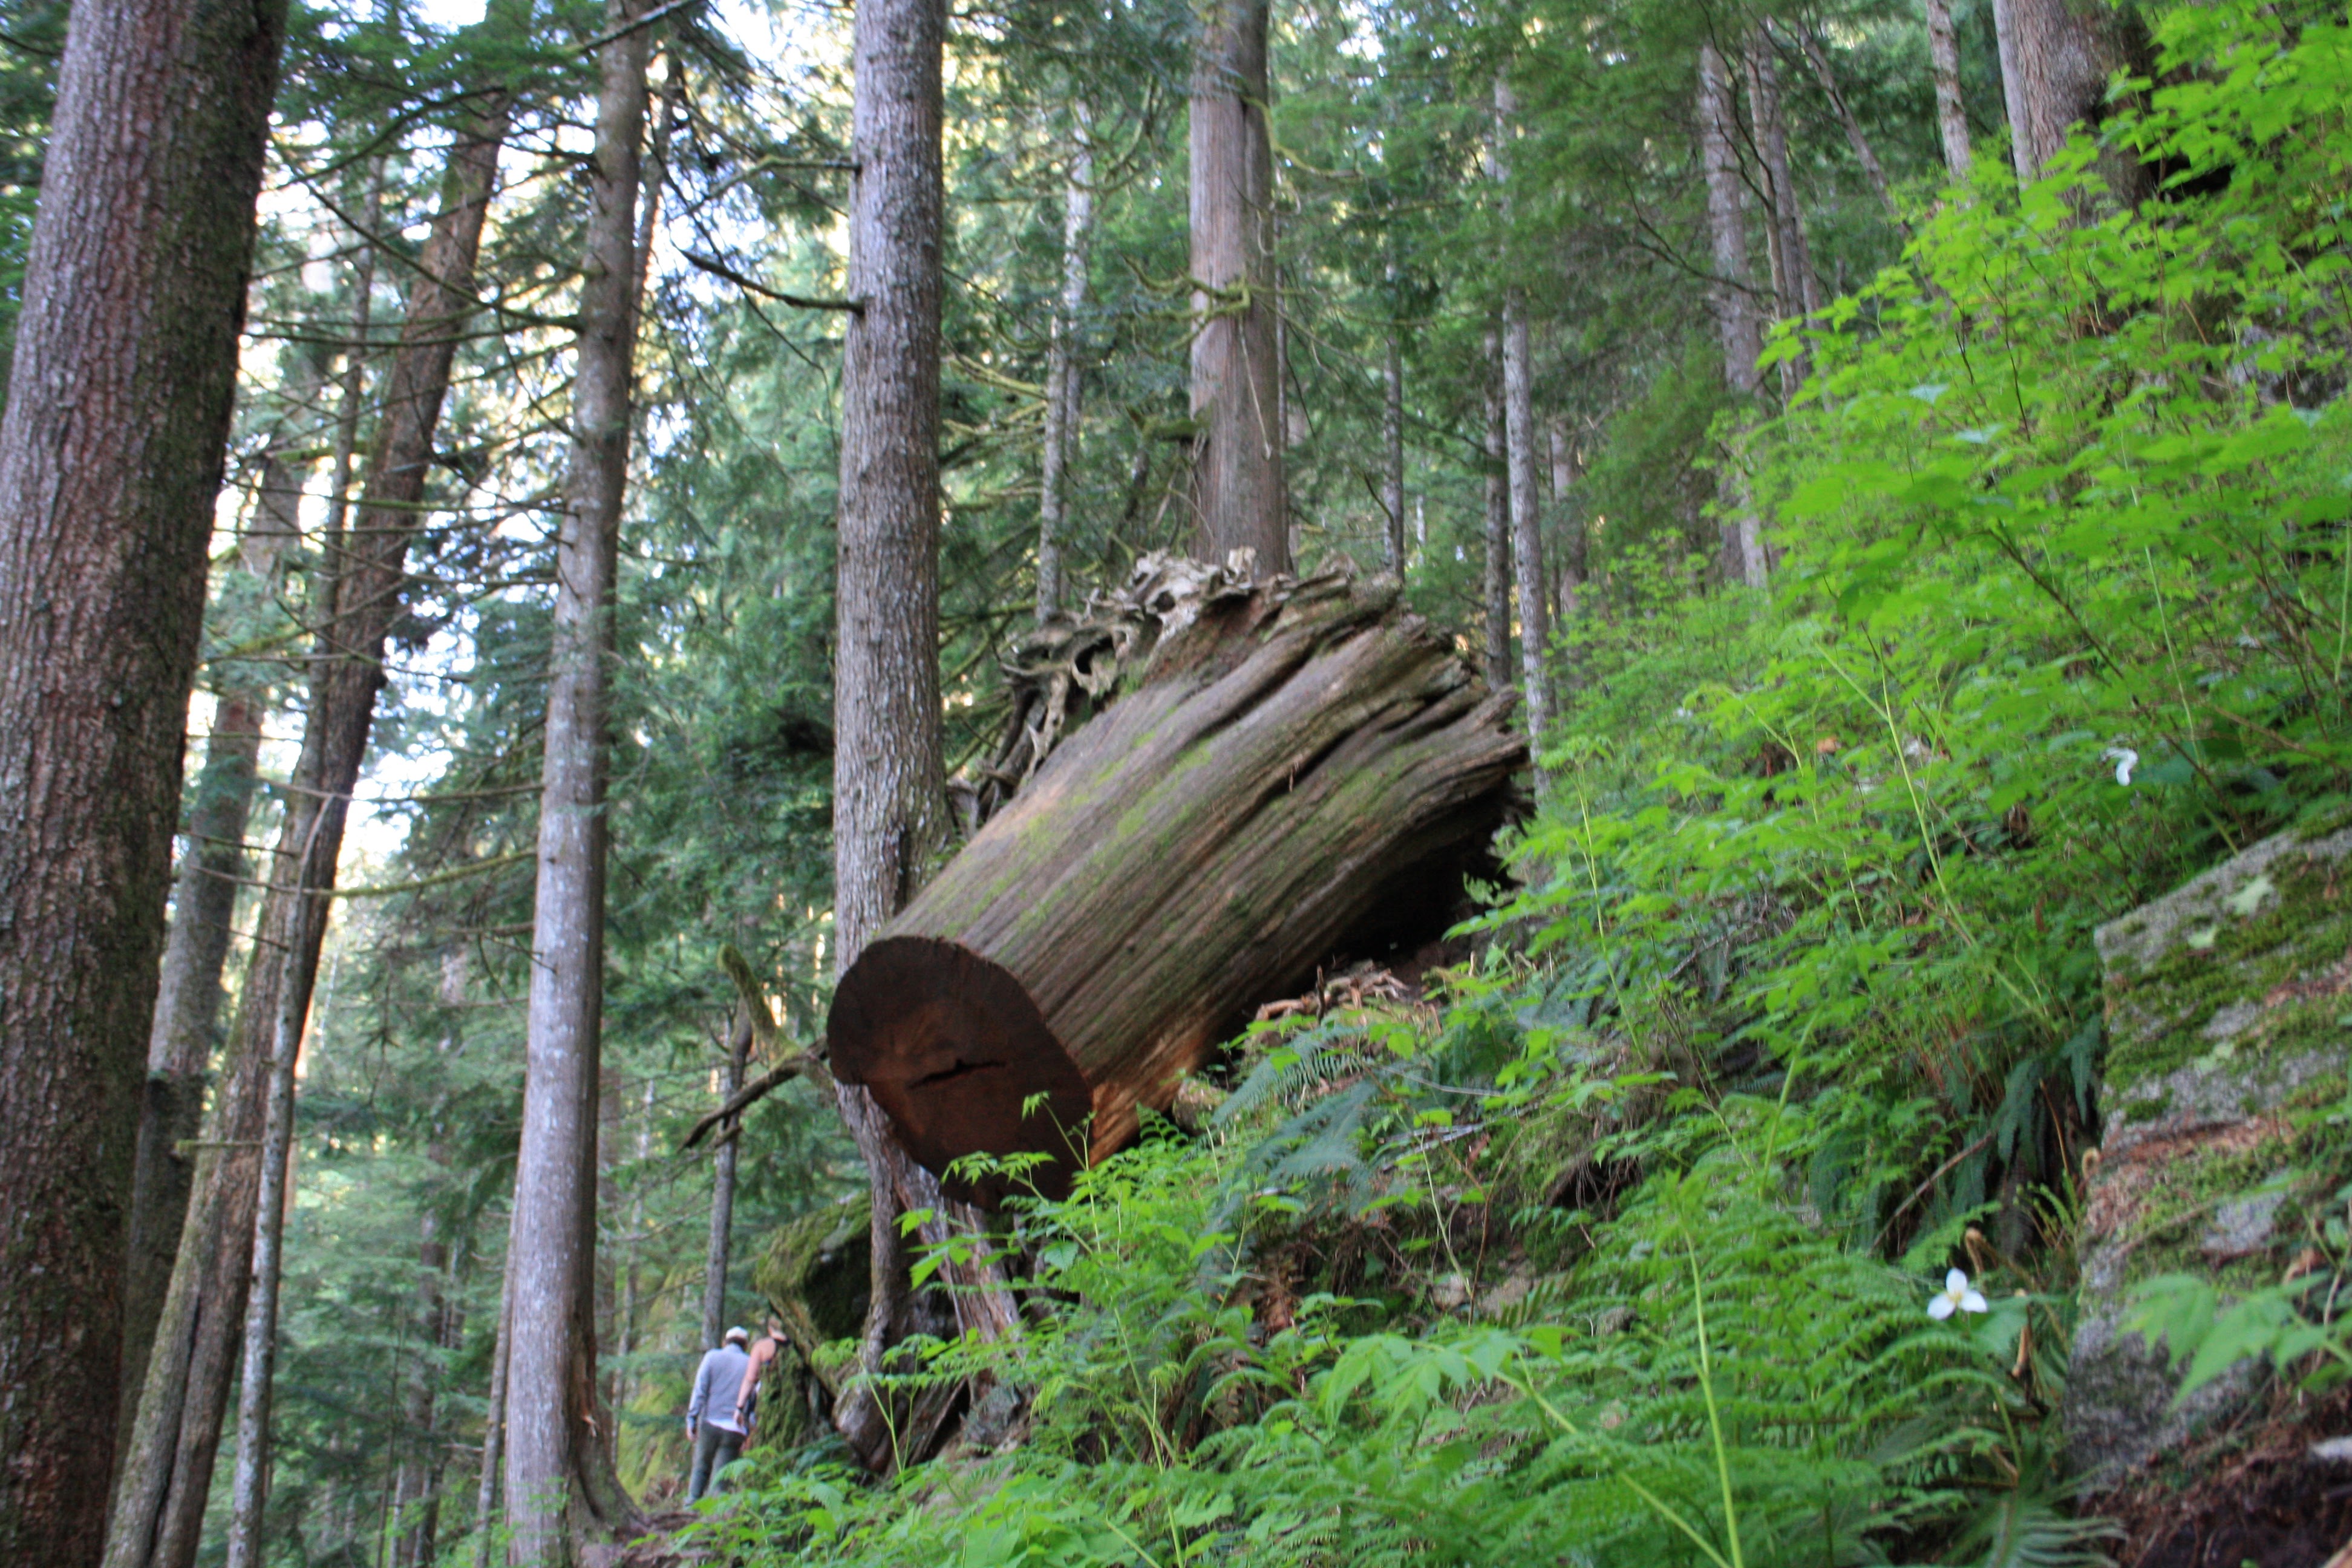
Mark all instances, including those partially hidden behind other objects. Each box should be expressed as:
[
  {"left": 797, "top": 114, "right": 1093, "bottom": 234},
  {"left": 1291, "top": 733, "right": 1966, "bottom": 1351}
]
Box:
[
  {"left": 2103, "top": 746, "right": 2139, "bottom": 787},
  {"left": 1927, "top": 1268, "right": 1988, "bottom": 1321}
]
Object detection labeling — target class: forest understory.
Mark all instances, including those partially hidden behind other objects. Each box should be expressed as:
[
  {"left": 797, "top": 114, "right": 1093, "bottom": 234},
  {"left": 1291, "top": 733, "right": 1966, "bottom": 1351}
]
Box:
[{"left": 7, "top": 0, "right": 2352, "bottom": 1565}]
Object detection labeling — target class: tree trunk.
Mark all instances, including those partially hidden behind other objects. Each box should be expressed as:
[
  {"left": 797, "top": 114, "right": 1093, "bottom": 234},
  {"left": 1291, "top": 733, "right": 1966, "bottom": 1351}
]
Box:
[
  {"left": 1991, "top": 0, "right": 2028, "bottom": 183},
  {"left": 1481, "top": 326, "right": 1511, "bottom": 694},
  {"left": 1993, "top": 0, "right": 2134, "bottom": 189},
  {"left": 699, "top": 1009, "right": 753, "bottom": 1350},
  {"left": 1500, "top": 296, "right": 1548, "bottom": 757},
  {"left": 1188, "top": 0, "right": 1285, "bottom": 572},
  {"left": 503, "top": 4, "right": 650, "bottom": 1558},
  {"left": 1695, "top": 39, "right": 1766, "bottom": 591},
  {"left": 1743, "top": 34, "right": 1815, "bottom": 396},
  {"left": 1380, "top": 263, "right": 1405, "bottom": 575},
  {"left": 1696, "top": 42, "right": 1760, "bottom": 399},
  {"left": 120, "top": 431, "right": 304, "bottom": 1449},
  {"left": 1797, "top": 27, "right": 1901, "bottom": 222},
  {"left": 829, "top": 0, "right": 1018, "bottom": 1474},
  {"left": 1548, "top": 418, "right": 1583, "bottom": 682},
  {"left": 105, "top": 102, "right": 510, "bottom": 1568},
  {"left": 473, "top": 1250, "right": 514, "bottom": 1568},
  {"left": 394, "top": 962, "right": 463, "bottom": 1568},
  {"left": 612, "top": 1076, "right": 653, "bottom": 1427},
  {"left": 325, "top": 172, "right": 385, "bottom": 555},
  {"left": 1924, "top": 0, "right": 1973, "bottom": 178},
  {"left": 218, "top": 852, "right": 334, "bottom": 1568},
  {"left": 0, "top": 0, "right": 286, "bottom": 1549},
  {"left": 829, "top": 560, "right": 1526, "bottom": 1199},
  {"left": 1037, "top": 102, "right": 1093, "bottom": 621}
]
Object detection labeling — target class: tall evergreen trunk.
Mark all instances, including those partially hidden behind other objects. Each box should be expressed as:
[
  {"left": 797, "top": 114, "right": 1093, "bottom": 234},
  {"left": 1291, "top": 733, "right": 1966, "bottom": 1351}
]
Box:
[
  {"left": 105, "top": 102, "right": 511, "bottom": 1568},
  {"left": 387, "top": 1216, "right": 447, "bottom": 1567},
  {"left": 1036, "top": 102, "right": 1093, "bottom": 621},
  {"left": 503, "top": 5, "right": 651, "bottom": 1558},
  {"left": 1491, "top": 74, "right": 1548, "bottom": 751},
  {"left": 1924, "top": 0, "right": 1973, "bottom": 177},
  {"left": 1187, "top": 0, "right": 1285, "bottom": 570},
  {"left": 0, "top": 0, "right": 286, "bottom": 1550},
  {"left": 1500, "top": 298, "right": 1547, "bottom": 756},
  {"left": 386, "top": 1215, "right": 449, "bottom": 1568},
  {"left": 1744, "top": 34, "right": 1815, "bottom": 394},
  {"left": 1991, "top": 0, "right": 2028, "bottom": 183},
  {"left": 612, "top": 1079, "right": 654, "bottom": 1424},
  {"left": 1696, "top": 41, "right": 1760, "bottom": 398},
  {"left": 473, "top": 1247, "right": 515, "bottom": 1568},
  {"left": 699, "top": 1010, "right": 752, "bottom": 1348},
  {"left": 832, "top": 0, "right": 957, "bottom": 1462},
  {"left": 1992, "top": 0, "right": 2135, "bottom": 191},
  {"left": 1695, "top": 39, "right": 1766, "bottom": 590},
  {"left": 218, "top": 844, "right": 333, "bottom": 1568},
  {"left": 831, "top": 0, "right": 1021, "bottom": 1472},
  {"left": 1548, "top": 418, "right": 1583, "bottom": 646},
  {"left": 393, "top": 959, "right": 463, "bottom": 1568},
  {"left": 120, "top": 431, "right": 303, "bottom": 1449},
  {"left": 1380, "top": 263, "right": 1405, "bottom": 575},
  {"left": 1480, "top": 325, "right": 1511, "bottom": 693}
]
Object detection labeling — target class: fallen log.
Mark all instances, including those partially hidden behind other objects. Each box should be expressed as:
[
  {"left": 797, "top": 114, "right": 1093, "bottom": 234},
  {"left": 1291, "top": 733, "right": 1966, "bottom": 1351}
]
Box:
[{"left": 828, "top": 557, "right": 1524, "bottom": 1201}]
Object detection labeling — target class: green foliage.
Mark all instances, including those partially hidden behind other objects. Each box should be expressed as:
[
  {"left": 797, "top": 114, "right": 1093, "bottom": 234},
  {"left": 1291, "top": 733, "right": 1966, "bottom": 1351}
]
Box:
[{"left": 700, "top": 1117, "right": 2051, "bottom": 1567}]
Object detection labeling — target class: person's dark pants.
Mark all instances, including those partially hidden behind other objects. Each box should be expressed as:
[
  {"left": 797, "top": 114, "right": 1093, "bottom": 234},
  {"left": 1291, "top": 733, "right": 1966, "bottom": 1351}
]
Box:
[{"left": 688, "top": 1422, "right": 743, "bottom": 1500}]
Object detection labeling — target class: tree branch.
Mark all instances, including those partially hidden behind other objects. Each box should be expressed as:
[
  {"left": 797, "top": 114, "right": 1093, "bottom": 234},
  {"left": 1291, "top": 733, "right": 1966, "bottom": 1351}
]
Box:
[{"left": 679, "top": 944, "right": 832, "bottom": 1149}]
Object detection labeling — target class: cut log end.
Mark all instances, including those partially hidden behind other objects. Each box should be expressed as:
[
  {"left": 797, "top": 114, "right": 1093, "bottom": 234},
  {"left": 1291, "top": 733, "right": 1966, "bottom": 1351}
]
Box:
[{"left": 827, "top": 935, "right": 1093, "bottom": 1202}]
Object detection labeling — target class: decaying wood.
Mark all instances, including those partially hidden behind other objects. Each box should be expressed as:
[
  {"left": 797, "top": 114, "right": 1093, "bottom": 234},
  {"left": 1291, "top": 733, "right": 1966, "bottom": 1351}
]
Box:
[
  {"left": 950, "top": 550, "right": 1264, "bottom": 833},
  {"left": 832, "top": 557, "right": 1524, "bottom": 1201}
]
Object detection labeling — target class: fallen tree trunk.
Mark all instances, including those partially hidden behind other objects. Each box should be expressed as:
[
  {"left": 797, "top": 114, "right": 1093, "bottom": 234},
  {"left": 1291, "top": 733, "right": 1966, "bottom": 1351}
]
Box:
[{"left": 829, "top": 558, "right": 1523, "bottom": 1200}]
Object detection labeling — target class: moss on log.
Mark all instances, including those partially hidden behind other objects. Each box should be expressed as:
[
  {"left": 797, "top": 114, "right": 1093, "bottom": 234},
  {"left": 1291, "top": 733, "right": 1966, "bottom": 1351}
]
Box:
[{"left": 828, "top": 561, "right": 1524, "bottom": 1201}]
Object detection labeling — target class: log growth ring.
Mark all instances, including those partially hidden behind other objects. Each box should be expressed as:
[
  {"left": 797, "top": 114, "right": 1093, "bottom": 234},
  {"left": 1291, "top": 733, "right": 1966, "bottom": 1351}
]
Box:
[{"left": 827, "top": 934, "right": 1094, "bottom": 1200}]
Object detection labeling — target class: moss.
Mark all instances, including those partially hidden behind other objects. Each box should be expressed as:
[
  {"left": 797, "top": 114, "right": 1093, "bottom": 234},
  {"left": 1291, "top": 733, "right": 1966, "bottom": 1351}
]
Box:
[
  {"left": 2114, "top": 1132, "right": 2296, "bottom": 1290},
  {"left": 2120, "top": 1089, "right": 2174, "bottom": 1125},
  {"left": 2106, "top": 854, "right": 2352, "bottom": 1094},
  {"left": 754, "top": 1194, "right": 871, "bottom": 1342},
  {"left": 2296, "top": 794, "right": 2352, "bottom": 841}
]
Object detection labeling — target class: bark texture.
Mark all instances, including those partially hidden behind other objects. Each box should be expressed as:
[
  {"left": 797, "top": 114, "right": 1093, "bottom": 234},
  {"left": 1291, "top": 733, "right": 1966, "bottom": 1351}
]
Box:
[
  {"left": 218, "top": 841, "right": 325, "bottom": 1568},
  {"left": 503, "top": 7, "right": 649, "bottom": 1558},
  {"left": 1745, "top": 35, "right": 1815, "bottom": 396},
  {"left": 1696, "top": 41, "right": 1761, "bottom": 399},
  {"left": 1924, "top": 0, "right": 1973, "bottom": 177},
  {"left": 829, "top": 560, "right": 1525, "bottom": 1201},
  {"left": 120, "top": 440, "right": 302, "bottom": 1446},
  {"left": 1037, "top": 103, "right": 1093, "bottom": 621},
  {"left": 1380, "top": 264, "right": 1405, "bottom": 575},
  {"left": 105, "top": 106, "right": 508, "bottom": 1568},
  {"left": 0, "top": 0, "right": 286, "bottom": 1551},
  {"left": 472, "top": 1255, "right": 515, "bottom": 1568},
  {"left": 1695, "top": 39, "right": 1767, "bottom": 590},
  {"left": 1187, "top": 0, "right": 1286, "bottom": 572},
  {"left": 1993, "top": 0, "right": 2135, "bottom": 189},
  {"left": 1500, "top": 300, "right": 1548, "bottom": 754},
  {"left": 1481, "top": 327, "right": 1511, "bottom": 693},
  {"left": 830, "top": 0, "right": 1021, "bottom": 1474},
  {"left": 1547, "top": 419, "right": 1584, "bottom": 680}
]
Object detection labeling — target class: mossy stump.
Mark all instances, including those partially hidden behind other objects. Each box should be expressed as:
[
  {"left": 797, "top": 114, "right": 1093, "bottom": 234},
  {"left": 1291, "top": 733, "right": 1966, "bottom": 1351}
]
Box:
[
  {"left": 2066, "top": 822, "right": 2352, "bottom": 1487},
  {"left": 827, "top": 566, "right": 1524, "bottom": 1203}
]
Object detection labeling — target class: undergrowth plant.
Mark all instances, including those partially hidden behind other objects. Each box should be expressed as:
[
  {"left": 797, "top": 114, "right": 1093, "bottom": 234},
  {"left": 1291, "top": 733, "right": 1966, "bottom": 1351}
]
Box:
[{"left": 694, "top": 6, "right": 2352, "bottom": 1563}]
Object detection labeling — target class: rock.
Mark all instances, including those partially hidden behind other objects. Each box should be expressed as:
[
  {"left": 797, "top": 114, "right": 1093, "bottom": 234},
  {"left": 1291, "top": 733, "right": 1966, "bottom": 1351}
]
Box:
[{"left": 2064, "top": 820, "right": 2352, "bottom": 1489}]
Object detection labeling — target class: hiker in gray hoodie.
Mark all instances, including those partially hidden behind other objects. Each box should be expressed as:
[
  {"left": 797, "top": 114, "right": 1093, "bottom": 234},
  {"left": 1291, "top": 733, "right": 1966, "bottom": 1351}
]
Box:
[{"left": 684, "top": 1325, "right": 754, "bottom": 1500}]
